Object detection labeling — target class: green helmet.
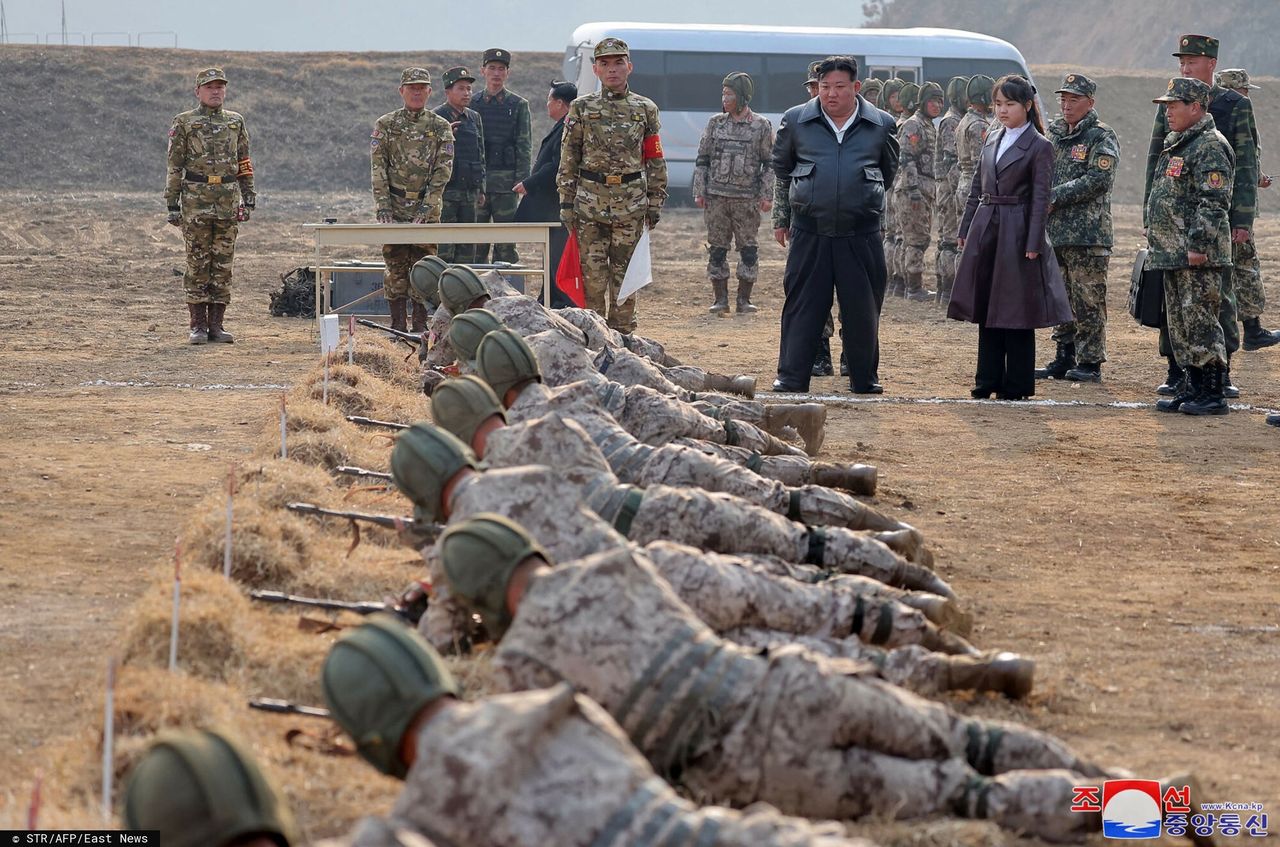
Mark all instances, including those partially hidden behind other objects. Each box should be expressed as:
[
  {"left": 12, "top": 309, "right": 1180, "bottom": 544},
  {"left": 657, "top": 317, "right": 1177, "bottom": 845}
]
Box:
[
  {"left": 390, "top": 423, "right": 478, "bottom": 523},
  {"left": 861, "top": 78, "right": 883, "bottom": 103},
  {"left": 967, "top": 74, "right": 995, "bottom": 107},
  {"left": 438, "top": 266, "right": 489, "bottom": 314},
  {"left": 897, "top": 81, "right": 920, "bottom": 114},
  {"left": 917, "top": 81, "right": 945, "bottom": 111},
  {"left": 322, "top": 613, "right": 460, "bottom": 780},
  {"left": 123, "top": 729, "right": 298, "bottom": 847},
  {"left": 722, "top": 71, "right": 753, "bottom": 106},
  {"left": 410, "top": 256, "right": 450, "bottom": 308},
  {"left": 431, "top": 375, "right": 506, "bottom": 447},
  {"left": 448, "top": 308, "right": 505, "bottom": 362},
  {"left": 439, "top": 513, "right": 548, "bottom": 638},
  {"left": 475, "top": 328, "right": 541, "bottom": 401},
  {"left": 879, "top": 78, "right": 905, "bottom": 111},
  {"left": 946, "top": 75, "right": 970, "bottom": 110}
]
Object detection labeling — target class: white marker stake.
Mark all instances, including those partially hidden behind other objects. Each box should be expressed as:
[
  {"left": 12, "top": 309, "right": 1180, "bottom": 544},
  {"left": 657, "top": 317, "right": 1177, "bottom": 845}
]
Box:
[
  {"left": 323, "top": 354, "right": 330, "bottom": 405},
  {"left": 169, "top": 542, "right": 181, "bottom": 671},
  {"left": 223, "top": 465, "right": 235, "bottom": 579},
  {"left": 348, "top": 314, "right": 356, "bottom": 365},
  {"left": 279, "top": 393, "right": 288, "bottom": 459},
  {"left": 102, "top": 658, "right": 116, "bottom": 822}
]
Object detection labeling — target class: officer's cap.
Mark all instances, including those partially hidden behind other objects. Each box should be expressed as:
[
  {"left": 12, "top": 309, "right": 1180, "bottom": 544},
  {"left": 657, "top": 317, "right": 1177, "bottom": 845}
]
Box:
[
  {"left": 805, "top": 61, "right": 821, "bottom": 85},
  {"left": 594, "top": 37, "right": 630, "bottom": 59},
  {"left": 442, "top": 66, "right": 476, "bottom": 89},
  {"left": 1216, "top": 68, "right": 1259, "bottom": 91},
  {"left": 400, "top": 67, "right": 432, "bottom": 86},
  {"left": 1055, "top": 73, "right": 1097, "bottom": 98},
  {"left": 482, "top": 47, "right": 512, "bottom": 66},
  {"left": 195, "top": 67, "right": 227, "bottom": 87},
  {"left": 1173, "top": 34, "right": 1219, "bottom": 58},
  {"left": 1153, "top": 77, "right": 1211, "bottom": 107}
]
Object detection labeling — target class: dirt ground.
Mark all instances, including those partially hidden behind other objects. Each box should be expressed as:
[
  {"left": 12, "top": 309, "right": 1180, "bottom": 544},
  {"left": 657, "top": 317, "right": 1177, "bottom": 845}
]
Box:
[{"left": 1, "top": 190, "right": 1277, "bottom": 831}]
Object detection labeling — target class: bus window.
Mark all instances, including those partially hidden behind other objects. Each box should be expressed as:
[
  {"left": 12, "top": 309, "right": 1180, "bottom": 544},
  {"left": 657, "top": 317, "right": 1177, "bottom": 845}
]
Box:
[
  {"left": 895, "top": 67, "right": 918, "bottom": 83},
  {"left": 763, "top": 53, "right": 821, "bottom": 112},
  {"left": 922, "top": 58, "right": 1027, "bottom": 86},
  {"left": 867, "top": 67, "right": 894, "bottom": 81},
  {"left": 625, "top": 49, "right": 668, "bottom": 105},
  {"left": 664, "top": 52, "right": 764, "bottom": 111}
]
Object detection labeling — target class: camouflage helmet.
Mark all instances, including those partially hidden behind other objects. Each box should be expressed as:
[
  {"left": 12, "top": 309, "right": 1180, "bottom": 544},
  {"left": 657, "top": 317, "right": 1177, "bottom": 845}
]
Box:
[
  {"left": 879, "top": 78, "right": 905, "bottom": 110},
  {"left": 1216, "top": 68, "right": 1259, "bottom": 91},
  {"left": 946, "top": 76, "right": 970, "bottom": 109},
  {"left": 917, "top": 81, "right": 945, "bottom": 109},
  {"left": 438, "top": 266, "right": 490, "bottom": 314},
  {"left": 322, "top": 614, "right": 460, "bottom": 780},
  {"left": 722, "top": 71, "right": 754, "bottom": 105},
  {"left": 967, "top": 74, "right": 995, "bottom": 107},
  {"left": 447, "top": 308, "right": 505, "bottom": 361},
  {"left": 431, "top": 375, "right": 507, "bottom": 447},
  {"left": 861, "top": 77, "right": 883, "bottom": 102},
  {"left": 123, "top": 729, "right": 298, "bottom": 847},
  {"left": 410, "top": 256, "right": 450, "bottom": 308},
  {"left": 439, "top": 513, "right": 549, "bottom": 639},
  {"left": 389, "top": 423, "right": 478, "bottom": 523},
  {"left": 475, "top": 328, "right": 541, "bottom": 402},
  {"left": 897, "top": 82, "right": 921, "bottom": 113}
]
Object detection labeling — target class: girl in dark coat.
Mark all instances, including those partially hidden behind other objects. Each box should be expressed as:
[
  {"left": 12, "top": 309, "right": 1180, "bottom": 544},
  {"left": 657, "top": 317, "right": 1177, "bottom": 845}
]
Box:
[{"left": 948, "top": 75, "right": 1073, "bottom": 399}]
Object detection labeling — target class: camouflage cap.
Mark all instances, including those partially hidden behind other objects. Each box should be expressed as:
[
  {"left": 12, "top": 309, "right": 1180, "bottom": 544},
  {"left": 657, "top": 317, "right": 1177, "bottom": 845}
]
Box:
[
  {"left": 400, "top": 67, "right": 432, "bottom": 86},
  {"left": 410, "top": 255, "right": 449, "bottom": 308},
  {"left": 322, "top": 614, "right": 460, "bottom": 780},
  {"left": 1154, "top": 76, "right": 1211, "bottom": 107},
  {"left": 123, "top": 729, "right": 298, "bottom": 847},
  {"left": 723, "top": 72, "right": 754, "bottom": 105},
  {"left": 438, "top": 266, "right": 490, "bottom": 314},
  {"left": 195, "top": 67, "right": 227, "bottom": 87},
  {"left": 946, "top": 75, "right": 969, "bottom": 108},
  {"left": 447, "top": 308, "right": 505, "bottom": 362},
  {"left": 389, "top": 423, "right": 478, "bottom": 523},
  {"left": 918, "top": 81, "right": 945, "bottom": 104},
  {"left": 805, "top": 60, "right": 821, "bottom": 85},
  {"left": 1216, "top": 68, "right": 1260, "bottom": 90},
  {"left": 1173, "top": 34, "right": 1219, "bottom": 58},
  {"left": 475, "top": 328, "right": 541, "bottom": 401},
  {"left": 442, "top": 66, "right": 476, "bottom": 88},
  {"left": 898, "top": 81, "right": 921, "bottom": 113},
  {"left": 593, "top": 37, "right": 629, "bottom": 59},
  {"left": 439, "top": 513, "right": 549, "bottom": 639},
  {"left": 482, "top": 47, "right": 512, "bottom": 66},
  {"left": 431, "top": 374, "right": 506, "bottom": 447},
  {"left": 966, "top": 74, "right": 995, "bottom": 106}
]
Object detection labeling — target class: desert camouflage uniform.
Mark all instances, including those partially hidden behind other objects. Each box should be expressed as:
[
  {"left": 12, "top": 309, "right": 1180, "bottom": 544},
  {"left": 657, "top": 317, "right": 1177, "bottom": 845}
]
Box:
[
  {"left": 489, "top": 547, "right": 1102, "bottom": 840},
  {"left": 376, "top": 684, "right": 866, "bottom": 847},
  {"left": 693, "top": 109, "right": 774, "bottom": 286},
  {"left": 1147, "top": 112, "right": 1235, "bottom": 368},
  {"left": 896, "top": 106, "right": 938, "bottom": 277},
  {"left": 954, "top": 108, "right": 989, "bottom": 222},
  {"left": 1047, "top": 109, "right": 1120, "bottom": 365},
  {"left": 934, "top": 104, "right": 963, "bottom": 297},
  {"left": 371, "top": 107, "right": 455, "bottom": 303},
  {"left": 433, "top": 101, "right": 485, "bottom": 264},
  {"left": 166, "top": 104, "right": 255, "bottom": 304},
  {"left": 327, "top": 819, "right": 438, "bottom": 847},
  {"left": 471, "top": 87, "right": 531, "bottom": 264},
  {"left": 559, "top": 85, "right": 668, "bottom": 332},
  {"left": 555, "top": 306, "right": 677, "bottom": 366}
]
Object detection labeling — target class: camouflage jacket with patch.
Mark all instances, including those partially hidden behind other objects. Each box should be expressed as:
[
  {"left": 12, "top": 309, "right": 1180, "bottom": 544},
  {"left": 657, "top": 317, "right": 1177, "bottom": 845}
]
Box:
[
  {"left": 558, "top": 86, "right": 668, "bottom": 222},
  {"left": 936, "top": 107, "right": 963, "bottom": 182},
  {"left": 1146, "top": 114, "right": 1235, "bottom": 270},
  {"left": 692, "top": 110, "right": 774, "bottom": 200},
  {"left": 896, "top": 109, "right": 938, "bottom": 194},
  {"left": 954, "top": 108, "right": 989, "bottom": 185},
  {"left": 370, "top": 107, "right": 455, "bottom": 220},
  {"left": 1046, "top": 109, "right": 1120, "bottom": 248},
  {"left": 165, "top": 105, "right": 254, "bottom": 219}
]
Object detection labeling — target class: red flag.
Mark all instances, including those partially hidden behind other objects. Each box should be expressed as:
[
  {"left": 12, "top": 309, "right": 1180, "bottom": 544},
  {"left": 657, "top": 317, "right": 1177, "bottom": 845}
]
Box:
[{"left": 556, "top": 230, "right": 587, "bottom": 308}]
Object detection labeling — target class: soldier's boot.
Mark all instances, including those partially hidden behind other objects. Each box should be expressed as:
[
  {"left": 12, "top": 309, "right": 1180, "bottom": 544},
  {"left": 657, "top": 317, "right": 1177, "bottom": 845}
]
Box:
[
  {"left": 1268, "top": 413, "right": 1280, "bottom": 427},
  {"left": 389, "top": 298, "right": 408, "bottom": 333},
  {"left": 704, "top": 372, "right": 756, "bottom": 399},
  {"left": 1033, "top": 342, "right": 1075, "bottom": 379},
  {"left": 955, "top": 771, "right": 1100, "bottom": 842},
  {"left": 811, "top": 337, "right": 834, "bottom": 376},
  {"left": 809, "top": 461, "right": 877, "bottom": 496},
  {"left": 187, "top": 303, "right": 208, "bottom": 345},
  {"left": 1156, "top": 366, "right": 1200, "bottom": 413},
  {"left": 868, "top": 527, "right": 933, "bottom": 567},
  {"left": 206, "top": 303, "right": 234, "bottom": 343},
  {"left": 905, "top": 271, "right": 934, "bottom": 302},
  {"left": 708, "top": 278, "right": 730, "bottom": 314},
  {"left": 1181, "top": 362, "right": 1229, "bottom": 416},
  {"left": 1157, "top": 356, "right": 1185, "bottom": 396},
  {"left": 1241, "top": 316, "right": 1280, "bottom": 351},
  {"left": 944, "top": 651, "right": 1035, "bottom": 698},
  {"left": 1064, "top": 362, "right": 1102, "bottom": 382},
  {"left": 898, "top": 591, "right": 974, "bottom": 636},
  {"left": 410, "top": 300, "right": 429, "bottom": 333},
  {"left": 763, "top": 403, "right": 827, "bottom": 456},
  {"left": 735, "top": 279, "right": 758, "bottom": 314},
  {"left": 1223, "top": 355, "right": 1240, "bottom": 399}
]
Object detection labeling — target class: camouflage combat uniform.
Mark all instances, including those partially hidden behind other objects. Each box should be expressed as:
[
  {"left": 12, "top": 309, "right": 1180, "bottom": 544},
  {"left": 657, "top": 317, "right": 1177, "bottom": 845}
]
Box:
[
  {"left": 371, "top": 95, "right": 455, "bottom": 305},
  {"left": 896, "top": 103, "right": 939, "bottom": 292},
  {"left": 166, "top": 95, "right": 254, "bottom": 305},
  {"left": 954, "top": 108, "right": 989, "bottom": 225},
  {"left": 487, "top": 546, "right": 1103, "bottom": 842},
  {"left": 559, "top": 42, "right": 668, "bottom": 332},
  {"left": 433, "top": 97, "right": 486, "bottom": 264},
  {"left": 934, "top": 102, "right": 964, "bottom": 300},
  {"left": 471, "top": 85, "right": 531, "bottom": 264},
  {"left": 1047, "top": 106, "right": 1120, "bottom": 367}
]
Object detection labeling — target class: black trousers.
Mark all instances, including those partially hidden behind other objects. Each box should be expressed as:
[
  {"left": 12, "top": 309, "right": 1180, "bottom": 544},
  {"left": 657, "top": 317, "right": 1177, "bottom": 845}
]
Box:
[
  {"left": 975, "top": 325, "right": 1035, "bottom": 397},
  {"left": 776, "top": 227, "right": 886, "bottom": 391}
]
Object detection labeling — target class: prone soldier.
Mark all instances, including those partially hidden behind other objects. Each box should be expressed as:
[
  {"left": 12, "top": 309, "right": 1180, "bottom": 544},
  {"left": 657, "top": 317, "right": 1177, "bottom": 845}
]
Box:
[
  {"left": 433, "top": 66, "right": 486, "bottom": 265},
  {"left": 470, "top": 48, "right": 531, "bottom": 265}
]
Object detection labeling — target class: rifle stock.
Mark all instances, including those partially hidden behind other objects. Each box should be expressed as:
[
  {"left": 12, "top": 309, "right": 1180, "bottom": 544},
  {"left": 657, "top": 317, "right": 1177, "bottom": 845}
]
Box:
[{"left": 250, "top": 586, "right": 429, "bottom": 625}]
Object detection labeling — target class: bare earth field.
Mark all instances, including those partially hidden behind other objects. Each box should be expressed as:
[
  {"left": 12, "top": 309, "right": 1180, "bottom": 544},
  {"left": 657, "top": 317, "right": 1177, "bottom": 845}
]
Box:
[{"left": 1, "top": 190, "right": 1277, "bottom": 836}]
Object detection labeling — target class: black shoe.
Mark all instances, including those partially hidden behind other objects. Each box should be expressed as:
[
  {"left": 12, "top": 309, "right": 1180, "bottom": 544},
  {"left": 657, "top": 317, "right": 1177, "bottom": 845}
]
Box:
[
  {"left": 1242, "top": 318, "right": 1280, "bottom": 351},
  {"left": 1156, "top": 358, "right": 1184, "bottom": 396},
  {"left": 1181, "top": 363, "right": 1230, "bottom": 416},
  {"left": 1267, "top": 413, "right": 1280, "bottom": 427},
  {"left": 1156, "top": 367, "right": 1199, "bottom": 413},
  {"left": 1223, "top": 368, "right": 1240, "bottom": 399},
  {"left": 771, "top": 379, "right": 807, "bottom": 392},
  {"left": 1033, "top": 342, "right": 1075, "bottom": 380},
  {"left": 851, "top": 383, "right": 884, "bottom": 395},
  {"left": 839, "top": 350, "right": 849, "bottom": 377},
  {"left": 1064, "top": 363, "right": 1102, "bottom": 382},
  {"left": 997, "top": 393, "right": 1031, "bottom": 401},
  {"left": 811, "top": 338, "right": 834, "bottom": 376},
  {"left": 971, "top": 387, "right": 995, "bottom": 399}
]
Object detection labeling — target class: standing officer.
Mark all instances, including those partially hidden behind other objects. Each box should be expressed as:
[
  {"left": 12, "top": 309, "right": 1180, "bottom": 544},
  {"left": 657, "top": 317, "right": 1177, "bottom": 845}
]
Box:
[
  {"left": 1147, "top": 77, "right": 1234, "bottom": 416},
  {"left": 693, "top": 72, "right": 774, "bottom": 315},
  {"left": 558, "top": 37, "right": 668, "bottom": 333},
  {"left": 1038, "top": 73, "right": 1121, "bottom": 383},
  {"left": 166, "top": 67, "right": 254, "bottom": 345},
  {"left": 372, "top": 67, "right": 456, "bottom": 333},
  {"left": 954, "top": 75, "right": 994, "bottom": 217},
  {"left": 933, "top": 76, "right": 968, "bottom": 305},
  {"left": 434, "top": 66, "right": 486, "bottom": 265},
  {"left": 896, "top": 81, "right": 944, "bottom": 302},
  {"left": 471, "top": 48, "right": 532, "bottom": 265}
]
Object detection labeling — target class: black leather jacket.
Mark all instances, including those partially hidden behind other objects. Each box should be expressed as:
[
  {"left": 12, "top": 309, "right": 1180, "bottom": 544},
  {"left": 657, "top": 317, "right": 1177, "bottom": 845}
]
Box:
[{"left": 772, "top": 95, "right": 900, "bottom": 236}]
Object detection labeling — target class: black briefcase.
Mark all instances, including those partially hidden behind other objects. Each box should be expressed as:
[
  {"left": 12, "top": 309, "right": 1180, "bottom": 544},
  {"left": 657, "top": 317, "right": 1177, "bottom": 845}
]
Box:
[{"left": 1128, "top": 248, "right": 1164, "bottom": 328}]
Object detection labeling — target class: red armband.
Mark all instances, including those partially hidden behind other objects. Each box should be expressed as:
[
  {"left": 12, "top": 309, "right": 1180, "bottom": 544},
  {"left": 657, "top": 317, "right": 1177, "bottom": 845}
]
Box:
[
  {"left": 237, "top": 157, "right": 254, "bottom": 178},
  {"left": 643, "top": 134, "right": 663, "bottom": 161}
]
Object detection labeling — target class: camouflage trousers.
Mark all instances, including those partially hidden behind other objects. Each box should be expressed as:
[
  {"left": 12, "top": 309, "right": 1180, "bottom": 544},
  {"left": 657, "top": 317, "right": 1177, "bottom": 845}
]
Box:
[
  {"left": 181, "top": 217, "right": 237, "bottom": 304},
  {"left": 704, "top": 195, "right": 761, "bottom": 283},
  {"left": 575, "top": 213, "right": 645, "bottom": 333},
  {"left": 1050, "top": 246, "right": 1110, "bottom": 364},
  {"left": 611, "top": 387, "right": 805, "bottom": 457},
  {"left": 476, "top": 179, "right": 519, "bottom": 264},
  {"left": 1233, "top": 238, "right": 1265, "bottom": 320},
  {"left": 898, "top": 183, "right": 936, "bottom": 275},
  {"left": 674, "top": 438, "right": 822, "bottom": 487},
  {"left": 438, "top": 188, "right": 481, "bottom": 265},
  {"left": 882, "top": 196, "right": 900, "bottom": 281},
  {"left": 1163, "top": 267, "right": 1228, "bottom": 368},
  {"left": 934, "top": 174, "right": 961, "bottom": 292},
  {"left": 382, "top": 242, "right": 434, "bottom": 305}
]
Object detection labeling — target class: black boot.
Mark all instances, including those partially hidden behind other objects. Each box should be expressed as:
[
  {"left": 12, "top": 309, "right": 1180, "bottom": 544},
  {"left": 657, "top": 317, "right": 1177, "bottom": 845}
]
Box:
[
  {"left": 811, "top": 338, "right": 834, "bottom": 376},
  {"left": 1034, "top": 342, "right": 1075, "bottom": 380},
  {"left": 1267, "top": 413, "right": 1280, "bottom": 427},
  {"left": 1242, "top": 317, "right": 1280, "bottom": 351},
  {"left": 1156, "top": 357, "right": 1184, "bottom": 396},
  {"left": 1064, "top": 362, "right": 1102, "bottom": 382},
  {"left": 1156, "top": 365, "right": 1199, "bottom": 413},
  {"left": 839, "top": 348, "right": 849, "bottom": 377},
  {"left": 1182, "top": 362, "right": 1229, "bottom": 415},
  {"left": 1223, "top": 355, "right": 1240, "bottom": 398},
  {"left": 708, "top": 278, "right": 730, "bottom": 314}
]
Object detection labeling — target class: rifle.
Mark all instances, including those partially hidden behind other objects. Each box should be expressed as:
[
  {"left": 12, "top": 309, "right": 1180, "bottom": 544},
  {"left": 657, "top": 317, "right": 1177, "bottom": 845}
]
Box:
[
  {"left": 356, "top": 318, "right": 421, "bottom": 345},
  {"left": 248, "top": 698, "right": 331, "bottom": 718},
  {"left": 250, "top": 584, "right": 429, "bottom": 626},
  {"left": 335, "top": 465, "right": 393, "bottom": 481},
  {"left": 346, "top": 415, "right": 410, "bottom": 431},
  {"left": 285, "top": 501, "right": 443, "bottom": 549}
]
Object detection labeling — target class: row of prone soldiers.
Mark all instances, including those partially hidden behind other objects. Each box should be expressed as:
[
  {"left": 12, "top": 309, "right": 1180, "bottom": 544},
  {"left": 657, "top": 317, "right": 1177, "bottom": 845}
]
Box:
[{"left": 120, "top": 257, "right": 1218, "bottom": 847}]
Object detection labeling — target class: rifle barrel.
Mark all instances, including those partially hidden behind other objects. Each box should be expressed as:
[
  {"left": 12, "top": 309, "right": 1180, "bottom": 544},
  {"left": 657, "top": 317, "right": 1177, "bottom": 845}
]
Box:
[
  {"left": 356, "top": 318, "right": 420, "bottom": 344},
  {"left": 335, "top": 465, "right": 393, "bottom": 480},
  {"left": 249, "top": 589, "right": 388, "bottom": 615},
  {"left": 346, "top": 415, "right": 410, "bottom": 431},
  {"left": 248, "top": 697, "right": 331, "bottom": 718},
  {"left": 285, "top": 501, "right": 405, "bottom": 528}
]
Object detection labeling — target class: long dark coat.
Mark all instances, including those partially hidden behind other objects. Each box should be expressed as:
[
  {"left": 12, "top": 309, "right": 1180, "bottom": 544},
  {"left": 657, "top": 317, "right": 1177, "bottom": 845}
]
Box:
[
  {"left": 515, "top": 118, "right": 565, "bottom": 224},
  {"left": 947, "top": 125, "right": 1073, "bottom": 329}
]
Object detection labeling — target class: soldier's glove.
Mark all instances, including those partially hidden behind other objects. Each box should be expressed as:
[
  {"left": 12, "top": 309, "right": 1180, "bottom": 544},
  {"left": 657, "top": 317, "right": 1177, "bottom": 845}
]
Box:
[
  {"left": 236, "top": 204, "right": 251, "bottom": 222},
  {"left": 645, "top": 208, "right": 661, "bottom": 230},
  {"left": 166, "top": 208, "right": 182, "bottom": 227},
  {"left": 376, "top": 209, "right": 394, "bottom": 224},
  {"left": 559, "top": 204, "right": 575, "bottom": 229}
]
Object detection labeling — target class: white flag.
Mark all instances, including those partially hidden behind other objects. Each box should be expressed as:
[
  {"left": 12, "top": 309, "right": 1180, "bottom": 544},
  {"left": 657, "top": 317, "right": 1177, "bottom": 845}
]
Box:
[{"left": 617, "top": 225, "right": 653, "bottom": 304}]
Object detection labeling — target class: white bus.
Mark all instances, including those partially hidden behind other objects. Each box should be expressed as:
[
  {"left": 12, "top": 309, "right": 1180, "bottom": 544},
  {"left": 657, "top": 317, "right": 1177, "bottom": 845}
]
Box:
[{"left": 564, "top": 22, "right": 1036, "bottom": 198}]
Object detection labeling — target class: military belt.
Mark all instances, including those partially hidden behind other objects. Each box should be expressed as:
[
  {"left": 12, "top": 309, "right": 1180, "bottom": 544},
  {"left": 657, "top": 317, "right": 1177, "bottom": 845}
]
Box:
[
  {"left": 580, "top": 169, "right": 643, "bottom": 186},
  {"left": 389, "top": 185, "right": 429, "bottom": 199},
  {"left": 978, "top": 193, "right": 1021, "bottom": 205},
  {"left": 183, "top": 171, "right": 233, "bottom": 185}
]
